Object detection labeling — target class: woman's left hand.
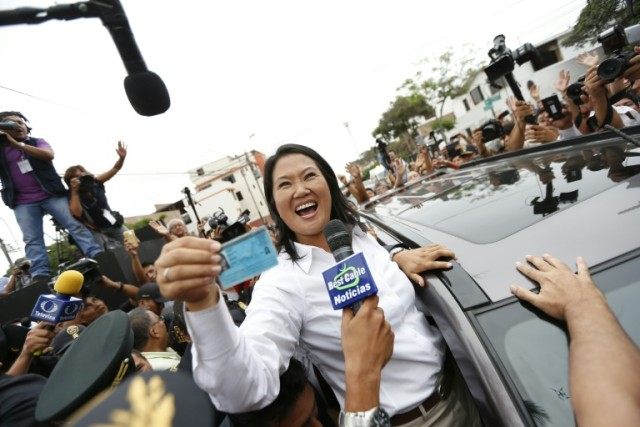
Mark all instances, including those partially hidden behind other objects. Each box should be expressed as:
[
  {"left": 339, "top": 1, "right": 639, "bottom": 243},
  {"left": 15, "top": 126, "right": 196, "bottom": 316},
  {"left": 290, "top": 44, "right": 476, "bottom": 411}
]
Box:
[{"left": 392, "top": 244, "right": 455, "bottom": 287}]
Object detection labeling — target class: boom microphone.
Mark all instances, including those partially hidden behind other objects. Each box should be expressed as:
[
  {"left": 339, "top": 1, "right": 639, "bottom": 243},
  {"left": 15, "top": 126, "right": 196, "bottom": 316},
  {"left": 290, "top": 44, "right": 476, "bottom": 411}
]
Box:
[
  {"left": 0, "top": 1, "right": 170, "bottom": 116},
  {"left": 94, "top": 0, "right": 170, "bottom": 116},
  {"left": 323, "top": 220, "right": 377, "bottom": 313}
]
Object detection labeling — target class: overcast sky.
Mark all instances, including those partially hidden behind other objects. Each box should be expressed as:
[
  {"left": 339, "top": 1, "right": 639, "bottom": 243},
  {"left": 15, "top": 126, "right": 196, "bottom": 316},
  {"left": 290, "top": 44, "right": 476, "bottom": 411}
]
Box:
[{"left": 0, "top": 0, "right": 587, "bottom": 272}]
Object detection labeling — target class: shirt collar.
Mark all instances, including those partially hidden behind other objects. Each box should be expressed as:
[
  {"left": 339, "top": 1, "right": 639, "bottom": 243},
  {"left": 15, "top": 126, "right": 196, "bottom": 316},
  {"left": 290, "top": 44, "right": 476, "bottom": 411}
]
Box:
[{"left": 280, "top": 224, "right": 366, "bottom": 274}]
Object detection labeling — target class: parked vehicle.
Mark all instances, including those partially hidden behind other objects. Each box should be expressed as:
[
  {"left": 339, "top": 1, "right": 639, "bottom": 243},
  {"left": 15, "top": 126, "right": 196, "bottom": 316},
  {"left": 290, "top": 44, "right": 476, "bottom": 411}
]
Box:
[{"left": 361, "top": 130, "right": 640, "bottom": 426}]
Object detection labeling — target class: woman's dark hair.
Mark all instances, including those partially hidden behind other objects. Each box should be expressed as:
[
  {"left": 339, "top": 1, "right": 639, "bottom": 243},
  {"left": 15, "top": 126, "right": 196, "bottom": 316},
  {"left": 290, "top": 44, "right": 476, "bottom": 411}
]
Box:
[
  {"left": 230, "top": 358, "right": 308, "bottom": 427},
  {"left": 263, "top": 144, "right": 359, "bottom": 261}
]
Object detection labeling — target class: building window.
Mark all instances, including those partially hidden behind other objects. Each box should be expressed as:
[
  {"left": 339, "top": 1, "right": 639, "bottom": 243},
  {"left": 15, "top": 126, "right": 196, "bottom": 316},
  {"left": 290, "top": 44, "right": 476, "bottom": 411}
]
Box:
[
  {"left": 463, "top": 99, "right": 470, "bottom": 111},
  {"left": 533, "top": 39, "right": 562, "bottom": 71},
  {"left": 469, "top": 86, "right": 484, "bottom": 105},
  {"left": 236, "top": 191, "right": 244, "bottom": 201},
  {"left": 196, "top": 168, "right": 204, "bottom": 176},
  {"left": 222, "top": 174, "right": 236, "bottom": 184}
]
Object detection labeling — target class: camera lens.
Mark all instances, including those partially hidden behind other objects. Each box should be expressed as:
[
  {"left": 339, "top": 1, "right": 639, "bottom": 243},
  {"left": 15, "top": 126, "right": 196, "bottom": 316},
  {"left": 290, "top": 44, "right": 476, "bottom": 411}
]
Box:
[{"left": 598, "top": 58, "right": 625, "bottom": 82}]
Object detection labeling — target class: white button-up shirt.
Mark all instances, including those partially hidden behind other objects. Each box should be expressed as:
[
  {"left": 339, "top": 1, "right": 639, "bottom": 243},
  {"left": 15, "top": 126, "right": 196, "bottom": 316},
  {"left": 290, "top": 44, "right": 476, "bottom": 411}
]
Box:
[{"left": 185, "top": 227, "right": 445, "bottom": 415}]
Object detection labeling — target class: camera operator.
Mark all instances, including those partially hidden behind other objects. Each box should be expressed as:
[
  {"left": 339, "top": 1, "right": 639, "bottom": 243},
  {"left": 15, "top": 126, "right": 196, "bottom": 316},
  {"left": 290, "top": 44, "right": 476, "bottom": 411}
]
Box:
[
  {"left": 0, "top": 111, "right": 102, "bottom": 284},
  {"left": 504, "top": 97, "right": 534, "bottom": 151},
  {"left": 4, "top": 258, "right": 32, "bottom": 292},
  {"left": 63, "top": 141, "right": 128, "bottom": 250}
]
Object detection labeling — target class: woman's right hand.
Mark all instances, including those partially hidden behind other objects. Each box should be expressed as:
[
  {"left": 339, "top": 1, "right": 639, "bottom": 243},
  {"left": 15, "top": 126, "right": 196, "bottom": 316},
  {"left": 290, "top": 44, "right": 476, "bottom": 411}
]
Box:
[{"left": 155, "top": 237, "right": 224, "bottom": 311}]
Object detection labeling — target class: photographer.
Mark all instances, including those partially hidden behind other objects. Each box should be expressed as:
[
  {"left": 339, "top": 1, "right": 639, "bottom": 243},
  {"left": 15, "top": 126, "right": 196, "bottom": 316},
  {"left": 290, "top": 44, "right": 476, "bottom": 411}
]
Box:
[
  {"left": 4, "top": 258, "right": 32, "bottom": 292},
  {"left": 64, "top": 141, "right": 128, "bottom": 250},
  {"left": 0, "top": 111, "right": 102, "bottom": 283}
]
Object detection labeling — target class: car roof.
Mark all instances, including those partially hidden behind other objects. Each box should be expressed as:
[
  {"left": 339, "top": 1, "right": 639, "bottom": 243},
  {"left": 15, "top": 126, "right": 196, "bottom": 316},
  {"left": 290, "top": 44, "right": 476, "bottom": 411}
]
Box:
[{"left": 363, "top": 132, "right": 640, "bottom": 302}]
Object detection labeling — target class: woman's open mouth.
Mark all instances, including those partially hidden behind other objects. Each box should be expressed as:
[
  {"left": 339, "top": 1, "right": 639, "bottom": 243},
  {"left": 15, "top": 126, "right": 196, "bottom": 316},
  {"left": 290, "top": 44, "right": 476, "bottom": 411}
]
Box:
[{"left": 295, "top": 201, "right": 318, "bottom": 219}]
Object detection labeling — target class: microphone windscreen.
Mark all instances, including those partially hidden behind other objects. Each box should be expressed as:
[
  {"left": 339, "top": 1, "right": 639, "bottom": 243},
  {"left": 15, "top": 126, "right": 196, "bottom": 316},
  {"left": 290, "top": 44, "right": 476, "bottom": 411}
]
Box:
[
  {"left": 53, "top": 270, "right": 84, "bottom": 296},
  {"left": 124, "top": 71, "right": 170, "bottom": 116},
  {"left": 323, "top": 219, "right": 351, "bottom": 253}
]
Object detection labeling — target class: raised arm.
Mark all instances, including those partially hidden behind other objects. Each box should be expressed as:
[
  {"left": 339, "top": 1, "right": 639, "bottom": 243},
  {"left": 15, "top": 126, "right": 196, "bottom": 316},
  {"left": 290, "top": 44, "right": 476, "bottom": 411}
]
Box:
[
  {"left": 96, "top": 141, "right": 127, "bottom": 183},
  {"left": 155, "top": 237, "right": 303, "bottom": 412}
]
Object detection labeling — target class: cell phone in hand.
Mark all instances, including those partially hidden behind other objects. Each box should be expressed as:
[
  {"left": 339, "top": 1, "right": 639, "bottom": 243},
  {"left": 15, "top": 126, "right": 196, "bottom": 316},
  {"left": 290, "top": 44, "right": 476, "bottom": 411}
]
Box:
[
  {"left": 218, "top": 227, "right": 278, "bottom": 289},
  {"left": 123, "top": 229, "right": 139, "bottom": 246},
  {"left": 541, "top": 94, "right": 565, "bottom": 120}
]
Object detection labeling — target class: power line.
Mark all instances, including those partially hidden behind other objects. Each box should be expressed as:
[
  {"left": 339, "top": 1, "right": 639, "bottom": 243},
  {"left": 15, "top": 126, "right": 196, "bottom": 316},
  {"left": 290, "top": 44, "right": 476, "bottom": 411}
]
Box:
[{"left": 0, "top": 84, "right": 83, "bottom": 112}]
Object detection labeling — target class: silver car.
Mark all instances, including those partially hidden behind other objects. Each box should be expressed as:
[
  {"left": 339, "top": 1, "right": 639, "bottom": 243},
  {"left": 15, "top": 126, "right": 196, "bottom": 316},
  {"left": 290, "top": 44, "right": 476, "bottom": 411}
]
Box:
[{"left": 361, "top": 133, "right": 640, "bottom": 426}]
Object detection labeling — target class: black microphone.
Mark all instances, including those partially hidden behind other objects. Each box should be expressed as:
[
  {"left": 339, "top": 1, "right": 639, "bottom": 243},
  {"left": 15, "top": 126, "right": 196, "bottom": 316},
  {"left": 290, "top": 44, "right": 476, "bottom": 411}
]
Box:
[
  {"left": 0, "top": 121, "right": 19, "bottom": 131},
  {"left": 323, "top": 219, "right": 378, "bottom": 314},
  {"left": 324, "top": 219, "right": 354, "bottom": 262},
  {"left": 93, "top": 0, "right": 170, "bottom": 116},
  {"left": 0, "top": 1, "right": 169, "bottom": 116}
]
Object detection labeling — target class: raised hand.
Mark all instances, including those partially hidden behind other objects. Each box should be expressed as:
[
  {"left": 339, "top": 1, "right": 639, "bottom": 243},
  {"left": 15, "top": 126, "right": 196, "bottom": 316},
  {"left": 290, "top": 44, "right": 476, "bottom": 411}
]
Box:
[
  {"left": 577, "top": 51, "right": 600, "bottom": 68},
  {"left": 554, "top": 69, "right": 571, "bottom": 93},
  {"left": 149, "top": 220, "right": 170, "bottom": 237},
  {"left": 116, "top": 140, "right": 127, "bottom": 159},
  {"left": 155, "top": 237, "right": 223, "bottom": 310}
]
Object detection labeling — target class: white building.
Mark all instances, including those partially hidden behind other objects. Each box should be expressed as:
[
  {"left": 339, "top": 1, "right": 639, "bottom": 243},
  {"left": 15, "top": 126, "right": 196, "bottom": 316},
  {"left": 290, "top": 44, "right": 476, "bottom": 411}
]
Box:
[
  {"left": 420, "top": 30, "right": 601, "bottom": 143},
  {"left": 187, "top": 151, "right": 270, "bottom": 229}
]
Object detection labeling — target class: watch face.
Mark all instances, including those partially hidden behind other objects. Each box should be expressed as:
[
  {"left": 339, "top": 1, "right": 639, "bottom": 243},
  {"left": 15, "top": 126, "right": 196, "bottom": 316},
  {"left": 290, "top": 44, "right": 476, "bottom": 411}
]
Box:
[{"left": 373, "top": 408, "right": 391, "bottom": 426}]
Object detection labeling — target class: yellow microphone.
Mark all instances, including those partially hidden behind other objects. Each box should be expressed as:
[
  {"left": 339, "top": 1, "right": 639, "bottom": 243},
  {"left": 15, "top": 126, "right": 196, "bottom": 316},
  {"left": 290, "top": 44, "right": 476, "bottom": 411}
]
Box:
[{"left": 30, "top": 270, "right": 85, "bottom": 355}]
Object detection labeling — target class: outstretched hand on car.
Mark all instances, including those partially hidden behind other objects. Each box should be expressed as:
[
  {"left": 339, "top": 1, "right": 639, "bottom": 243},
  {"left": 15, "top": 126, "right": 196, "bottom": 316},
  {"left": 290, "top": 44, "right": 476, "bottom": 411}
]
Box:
[
  {"left": 392, "top": 244, "right": 455, "bottom": 287},
  {"left": 510, "top": 254, "right": 605, "bottom": 320}
]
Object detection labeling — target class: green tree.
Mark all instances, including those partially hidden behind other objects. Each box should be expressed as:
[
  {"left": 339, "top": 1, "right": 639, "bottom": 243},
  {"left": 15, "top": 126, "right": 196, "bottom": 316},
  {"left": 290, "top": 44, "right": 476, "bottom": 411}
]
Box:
[
  {"left": 400, "top": 49, "right": 479, "bottom": 143},
  {"left": 563, "top": 0, "right": 638, "bottom": 47},
  {"left": 372, "top": 93, "right": 435, "bottom": 143},
  {"left": 431, "top": 116, "right": 456, "bottom": 132}
]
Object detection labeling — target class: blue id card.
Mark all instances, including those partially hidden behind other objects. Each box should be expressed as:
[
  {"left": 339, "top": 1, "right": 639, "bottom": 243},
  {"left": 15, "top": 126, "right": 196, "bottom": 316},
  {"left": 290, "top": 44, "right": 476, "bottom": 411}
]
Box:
[{"left": 218, "top": 227, "right": 279, "bottom": 289}]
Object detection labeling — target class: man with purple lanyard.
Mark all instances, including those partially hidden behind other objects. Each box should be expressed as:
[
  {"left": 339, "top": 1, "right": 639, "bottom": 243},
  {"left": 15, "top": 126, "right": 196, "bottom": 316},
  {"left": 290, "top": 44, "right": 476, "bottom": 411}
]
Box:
[{"left": 0, "top": 111, "right": 102, "bottom": 284}]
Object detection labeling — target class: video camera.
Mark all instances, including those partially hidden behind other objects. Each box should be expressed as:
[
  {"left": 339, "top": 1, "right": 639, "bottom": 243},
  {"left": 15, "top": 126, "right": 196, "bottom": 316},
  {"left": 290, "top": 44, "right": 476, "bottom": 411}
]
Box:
[
  {"left": 207, "top": 208, "right": 251, "bottom": 243},
  {"left": 566, "top": 75, "right": 586, "bottom": 106},
  {"left": 375, "top": 138, "right": 391, "bottom": 171},
  {"left": 484, "top": 35, "right": 539, "bottom": 125},
  {"left": 597, "top": 24, "right": 640, "bottom": 82},
  {"left": 484, "top": 35, "right": 540, "bottom": 90},
  {"left": 480, "top": 119, "right": 506, "bottom": 142}
]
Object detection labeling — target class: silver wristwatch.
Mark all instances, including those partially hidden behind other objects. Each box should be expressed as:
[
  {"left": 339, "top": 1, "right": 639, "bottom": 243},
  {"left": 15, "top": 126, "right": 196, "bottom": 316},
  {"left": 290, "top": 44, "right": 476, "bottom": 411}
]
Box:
[{"left": 339, "top": 407, "right": 390, "bottom": 427}]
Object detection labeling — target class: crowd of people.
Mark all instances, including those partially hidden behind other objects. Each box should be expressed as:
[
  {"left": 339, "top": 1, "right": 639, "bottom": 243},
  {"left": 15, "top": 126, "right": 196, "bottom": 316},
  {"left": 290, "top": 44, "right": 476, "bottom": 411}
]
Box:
[
  {"left": 1, "top": 41, "right": 640, "bottom": 427},
  {"left": 337, "top": 46, "right": 640, "bottom": 205}
]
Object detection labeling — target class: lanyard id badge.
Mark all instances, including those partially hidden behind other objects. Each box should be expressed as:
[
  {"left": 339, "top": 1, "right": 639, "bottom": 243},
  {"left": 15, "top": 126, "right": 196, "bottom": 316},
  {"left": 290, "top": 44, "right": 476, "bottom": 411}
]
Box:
[{"left": 17, "top": 158, "right": 33, "bottom": 174}]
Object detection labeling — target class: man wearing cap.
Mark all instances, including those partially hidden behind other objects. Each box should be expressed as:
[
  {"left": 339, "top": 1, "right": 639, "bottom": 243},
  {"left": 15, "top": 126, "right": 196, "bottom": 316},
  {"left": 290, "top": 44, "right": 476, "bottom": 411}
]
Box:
[
  {"left": 128, "top": 307, "right": 180, "bottom": 371},
  {"left": 136, "top": 283, "right": 166, "bottom": 316}
]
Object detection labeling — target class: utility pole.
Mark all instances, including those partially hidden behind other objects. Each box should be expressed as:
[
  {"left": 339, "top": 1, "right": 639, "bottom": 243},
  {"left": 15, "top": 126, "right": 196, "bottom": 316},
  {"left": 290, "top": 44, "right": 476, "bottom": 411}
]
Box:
[
  {"left": 241, "top": 153, "right": 266, "bottom": 225},
  {"left": 0, "top": 237, "right": 13, "bottom": 266}
]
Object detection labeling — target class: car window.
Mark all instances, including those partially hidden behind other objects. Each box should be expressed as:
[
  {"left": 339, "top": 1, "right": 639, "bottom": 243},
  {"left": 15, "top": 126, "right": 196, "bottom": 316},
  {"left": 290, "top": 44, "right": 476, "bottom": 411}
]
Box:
[
  {"left": 369, "top": 144, "right": 640, "bottom": 244},
  {"left": 473, "top": 255, "right": 640, "bottom": 426}
]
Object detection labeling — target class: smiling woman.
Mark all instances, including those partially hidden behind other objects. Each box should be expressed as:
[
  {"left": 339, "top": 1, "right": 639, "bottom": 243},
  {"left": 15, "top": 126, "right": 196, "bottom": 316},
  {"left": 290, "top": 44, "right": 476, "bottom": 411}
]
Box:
[
  {"left": 154, "top": 143, "right": 479, "bottom": 425},
  {"left": 264, "top": 144, "right": 360, "bottom": 259}
]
